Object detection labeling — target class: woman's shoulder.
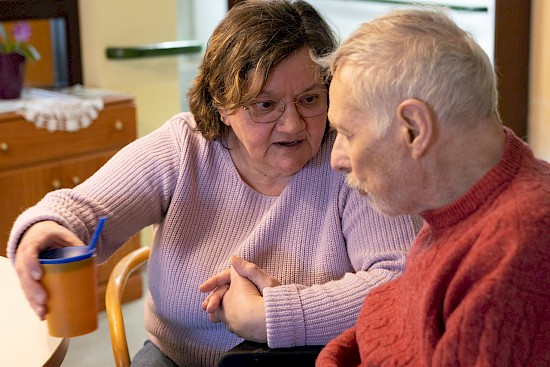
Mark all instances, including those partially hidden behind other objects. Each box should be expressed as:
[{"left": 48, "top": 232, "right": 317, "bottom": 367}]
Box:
[
  {"left": 123, "top": 112, "right": 222, "bottom": 168},
  {"left": 151, "top": 112, "right": 215, "bottom": 148},
  {"left": 161, "top": 112, "right": 199, "bottom": 134}
]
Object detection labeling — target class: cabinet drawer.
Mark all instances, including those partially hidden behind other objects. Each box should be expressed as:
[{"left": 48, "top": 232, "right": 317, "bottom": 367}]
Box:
[
  {"left": 0, "top": 151, "right": 143, "bottom": 308},
  {"left": 0, "top": 102, "right": 136, "bottom": 170},
  {"left": 0, "top": 150, "right": 116, "bottom": 256}
]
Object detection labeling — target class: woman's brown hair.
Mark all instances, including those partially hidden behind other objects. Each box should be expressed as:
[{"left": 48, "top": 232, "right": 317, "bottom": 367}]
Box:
[{"left": 187, "top": 0, "right": 338, "bottom": 140}]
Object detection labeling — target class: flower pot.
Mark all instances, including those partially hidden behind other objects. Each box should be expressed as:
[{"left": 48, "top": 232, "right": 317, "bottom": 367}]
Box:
[{"left": 0, "top": 53, "right": 26, "bottom": 99}]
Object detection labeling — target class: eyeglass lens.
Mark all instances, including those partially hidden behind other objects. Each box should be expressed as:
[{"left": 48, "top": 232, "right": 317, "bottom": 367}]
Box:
[{"left": 245, "top": 89, "right": 328, "bottom": 123}]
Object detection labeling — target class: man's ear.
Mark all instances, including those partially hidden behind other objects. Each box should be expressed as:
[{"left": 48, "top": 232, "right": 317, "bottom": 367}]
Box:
[{"left": 396, "top": 99, "right": 433, "bottom": 159}]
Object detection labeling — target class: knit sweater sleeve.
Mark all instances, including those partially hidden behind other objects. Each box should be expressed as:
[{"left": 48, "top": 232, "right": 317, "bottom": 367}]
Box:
[
  {"left": 263, "top": 183, "right": 422, "bottom": 348},
  {"left": 315, "top": 327, "right": 360, "bottom": 367},
  {"left": 6, "top": 113, "right": 190, "bottom": 262}
]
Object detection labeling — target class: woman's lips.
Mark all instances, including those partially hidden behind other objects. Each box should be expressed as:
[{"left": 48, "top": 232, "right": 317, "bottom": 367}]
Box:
[{"left": 277, "top": 140, "right": 300, "bottom": 146}]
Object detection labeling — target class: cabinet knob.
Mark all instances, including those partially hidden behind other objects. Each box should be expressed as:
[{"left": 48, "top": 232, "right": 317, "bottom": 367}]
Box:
[
  {"left": 72, "top": 176, "right": 81, "bottom": 185},
  {"left": 0, "top": 142, "right": 8, "bottom": 152},
  {"left": 114, "top": 120, "right": 124, "bottom": 131},
  {"left": 52, "top": 179, "right": 62, "bottom": 190}
]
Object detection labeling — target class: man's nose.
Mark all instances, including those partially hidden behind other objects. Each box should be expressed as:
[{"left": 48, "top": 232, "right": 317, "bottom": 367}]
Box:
[{"left": 331, "top": 134, "right": 351, "bottom": 174}]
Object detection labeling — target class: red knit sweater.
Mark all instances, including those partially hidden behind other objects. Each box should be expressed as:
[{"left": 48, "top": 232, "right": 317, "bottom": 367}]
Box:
[{"left": 317, "top": 128, "right": 550, "bottom": 367}]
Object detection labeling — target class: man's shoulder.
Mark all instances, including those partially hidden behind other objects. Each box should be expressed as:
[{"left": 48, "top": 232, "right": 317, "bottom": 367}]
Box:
[
  {"left": 480, "top": 165, "right": 550, "bottom": 259},
  {"left": 505, "top": 155, "right": 550, "bottom": 216}
]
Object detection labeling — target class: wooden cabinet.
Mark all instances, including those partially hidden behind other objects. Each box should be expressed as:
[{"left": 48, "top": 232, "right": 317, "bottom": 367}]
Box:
[{"left": 0, "top": 94, "right": 143, "bottom": 310}]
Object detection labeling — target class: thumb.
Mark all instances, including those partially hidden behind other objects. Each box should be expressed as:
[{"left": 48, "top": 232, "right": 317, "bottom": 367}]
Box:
[{"left": 230, "top": 256, "right": 280, "bottom": 292}]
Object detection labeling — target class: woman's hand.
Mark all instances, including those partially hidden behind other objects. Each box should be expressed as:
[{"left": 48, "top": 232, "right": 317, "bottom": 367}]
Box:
[
  {"left": 199, "top": 256, "right": 281, "bottom": 341},
  {"left": 14, "top": 221, "right": 85, "bottom": 320},
  {"left": 199, "top": 268, "right": 231, "bottom": 314}
]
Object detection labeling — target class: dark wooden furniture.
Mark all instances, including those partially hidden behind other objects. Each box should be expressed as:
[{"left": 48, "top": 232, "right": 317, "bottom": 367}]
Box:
[{"left": 0, "top": 94, "right": 142, "bottom": 310}]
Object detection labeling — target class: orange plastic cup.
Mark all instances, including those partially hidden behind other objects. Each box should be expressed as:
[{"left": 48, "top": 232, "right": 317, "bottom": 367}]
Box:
[{"left": 40, "top": 248, "right": 98, "bottom": 337}]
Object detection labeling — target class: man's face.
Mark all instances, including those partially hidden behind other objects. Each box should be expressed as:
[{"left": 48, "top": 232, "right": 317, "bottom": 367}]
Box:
[{"left": 328, "top": 66, "right": 412, "bottom": 216}]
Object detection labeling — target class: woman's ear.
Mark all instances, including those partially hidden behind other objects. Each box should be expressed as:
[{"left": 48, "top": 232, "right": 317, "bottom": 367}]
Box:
[
  {"left": 217, "top": 107, "right": 230, "bottom": 126},
  {"left": 396, "top": 99, "right": 433, "bottom": 159}
]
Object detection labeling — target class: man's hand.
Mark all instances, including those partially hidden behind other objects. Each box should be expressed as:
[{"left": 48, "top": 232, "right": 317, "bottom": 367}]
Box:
[
  {"left": 14, "top": 221, "right": 85, "bottom": 320},
  {"left": 199, "top": 256, "right": 281, "bottom": 342}
]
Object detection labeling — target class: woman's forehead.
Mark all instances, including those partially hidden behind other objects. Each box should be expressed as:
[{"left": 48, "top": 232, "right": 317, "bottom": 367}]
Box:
[{"left": 248, "top": 49, "right": 321, "bottom": 95}]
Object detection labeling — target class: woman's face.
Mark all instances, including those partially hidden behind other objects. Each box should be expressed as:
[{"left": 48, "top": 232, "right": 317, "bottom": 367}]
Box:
[{"left": 219, "top": 47, "right": 327, "bottom": 193}]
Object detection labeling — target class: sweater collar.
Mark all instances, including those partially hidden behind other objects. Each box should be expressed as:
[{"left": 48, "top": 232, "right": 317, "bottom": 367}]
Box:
[{"left": 420, "top": 127, "right": 526, "bottom": 229}]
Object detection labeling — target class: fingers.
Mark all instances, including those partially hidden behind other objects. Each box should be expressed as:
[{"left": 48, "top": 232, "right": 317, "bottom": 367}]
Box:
[
  {"left": 201, "top": 263, "right": 268, "bottom": 342},
  {"left": 14, "top": 232, "right": 47, "bottom": 319},
  {"left": 208, "top": 299, "right": 226, "bottom": 324},
  {"left": 201, "top": 284, "right": 229, "bottom": 313},
  {"left": 14, "top": 221, "right": 84, "bottom": 320},
  {"left": 199, "top": 268, "right": 231, "bottom": 322},
  {"left": 198, "top": 269, "right": 231, "bottom": 293},
  {"left": 15, "top": 269, "right": 48, "bottom": 320},
  {"left": 230, "top": 256, "right": 281, "bottom": 293},
  {"left": 200, "top": 256, "right": 278, "bottom": 339},
  {"left": 208, "top": 312, "right": 222, "bottom": 323}
]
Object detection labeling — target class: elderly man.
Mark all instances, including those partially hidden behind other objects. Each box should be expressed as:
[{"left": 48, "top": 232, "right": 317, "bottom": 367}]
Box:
[{"left": 317, "top": 6, "right": 550, "bottom": 367}]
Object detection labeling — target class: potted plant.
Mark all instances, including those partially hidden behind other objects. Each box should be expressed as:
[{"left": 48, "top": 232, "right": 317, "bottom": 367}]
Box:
[{"left": 0, "top": 21, "right": 41, "bottom": 99}]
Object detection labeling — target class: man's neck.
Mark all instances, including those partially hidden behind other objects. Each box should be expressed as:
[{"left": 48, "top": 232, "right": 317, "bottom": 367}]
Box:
[{"left": 424, "top": 118, "right": 506, "bottom": 210}]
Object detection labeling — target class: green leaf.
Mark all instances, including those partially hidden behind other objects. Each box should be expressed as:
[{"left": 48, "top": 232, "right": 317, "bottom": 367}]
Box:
[
  {"left": 26, "top": 44, "right": 41, "bottom": 61},
  {"left": 0, "top": 23, "right": 7, "bottom": 43}
]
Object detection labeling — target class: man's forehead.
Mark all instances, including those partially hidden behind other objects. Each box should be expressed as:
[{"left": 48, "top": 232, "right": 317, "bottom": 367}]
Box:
[{"left": 328, "top": 82, "right": 353, "bottom": 117}]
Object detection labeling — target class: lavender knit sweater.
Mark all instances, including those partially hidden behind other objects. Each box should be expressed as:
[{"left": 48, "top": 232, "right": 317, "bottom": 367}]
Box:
[{"left": 7, "top": 113, "right": 422, "bottom": 366}]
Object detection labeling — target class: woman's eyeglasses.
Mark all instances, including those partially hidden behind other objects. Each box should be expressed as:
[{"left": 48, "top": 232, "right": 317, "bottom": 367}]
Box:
[{"left": 243, "top": 89, "right": 328, "bottom": 124}]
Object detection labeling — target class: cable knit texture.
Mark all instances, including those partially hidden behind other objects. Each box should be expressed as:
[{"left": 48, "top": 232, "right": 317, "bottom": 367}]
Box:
[
  {"left": 7, "top": 112, "right": 422, "bottom": 367},
  {"left": 316, "top": 128, "right": 550, "bottom": 367}
]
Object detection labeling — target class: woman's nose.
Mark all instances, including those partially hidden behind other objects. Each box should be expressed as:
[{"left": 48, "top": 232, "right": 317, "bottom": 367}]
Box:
[{"left": 276, "top": 103, "right": 305, "bottom": 132}]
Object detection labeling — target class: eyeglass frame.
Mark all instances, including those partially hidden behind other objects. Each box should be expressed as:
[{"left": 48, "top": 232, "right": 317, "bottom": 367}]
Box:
[{"left": 242, "top": 88, "right": 329, "bottom": 124}]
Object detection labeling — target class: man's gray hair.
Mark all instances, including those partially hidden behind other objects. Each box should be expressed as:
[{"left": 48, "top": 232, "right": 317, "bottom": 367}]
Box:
[{"left": 323, "top": 6, "right": 499, "bottom": 133}]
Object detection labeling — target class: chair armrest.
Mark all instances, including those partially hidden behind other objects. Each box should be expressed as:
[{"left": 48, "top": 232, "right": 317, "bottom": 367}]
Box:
[
  {"left": 106, "top": 246, "right": 150, "bottom": 367},
  {"left": 218, "top": 340, "right": 324, "bottom": 367}
]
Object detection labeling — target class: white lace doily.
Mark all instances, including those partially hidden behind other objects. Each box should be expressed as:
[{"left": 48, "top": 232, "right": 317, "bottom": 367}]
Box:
[{"left": 0, "top": 86, "right": 106, "bottom": 132}]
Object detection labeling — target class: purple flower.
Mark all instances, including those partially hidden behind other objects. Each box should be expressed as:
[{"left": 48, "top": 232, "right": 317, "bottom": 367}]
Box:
[
  {"left": 0, "top": 20, "right": 40, "bottom": 61},
  {"left": 12, "top": 21, "right": 32, "bottom": 43}
]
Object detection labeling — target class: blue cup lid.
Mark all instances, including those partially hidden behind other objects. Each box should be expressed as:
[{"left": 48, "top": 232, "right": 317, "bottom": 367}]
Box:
[{"left": 39, "top": 246, "right": 94, "bottom": 264}]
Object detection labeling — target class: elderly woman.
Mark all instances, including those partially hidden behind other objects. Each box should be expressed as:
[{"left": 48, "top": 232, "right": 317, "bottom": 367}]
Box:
[{"left": 7, "top": 1, "right": 421, "bottom": 366}]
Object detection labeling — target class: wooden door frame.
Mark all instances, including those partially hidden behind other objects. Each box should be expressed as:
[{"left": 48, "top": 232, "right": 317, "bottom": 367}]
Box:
[{"left": 495, "top": 0, "right": 531, "bottom": 139}]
